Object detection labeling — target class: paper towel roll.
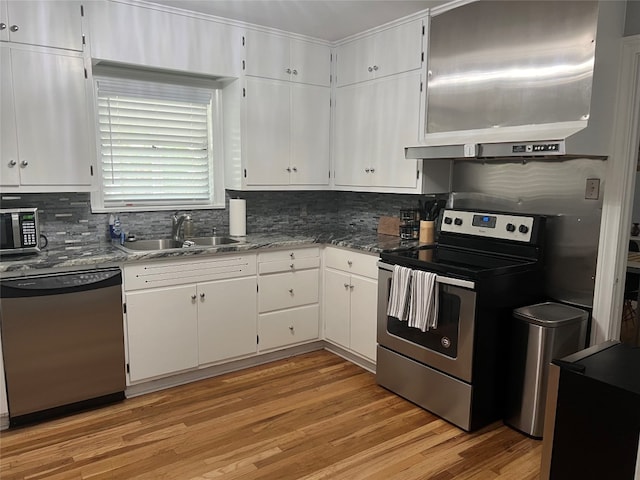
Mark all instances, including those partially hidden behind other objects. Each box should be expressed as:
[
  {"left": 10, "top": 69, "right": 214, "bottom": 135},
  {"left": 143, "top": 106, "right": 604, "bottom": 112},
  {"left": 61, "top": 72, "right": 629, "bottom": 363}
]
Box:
[{"left": 229, "top": 199, "right": 246, "bottom": 237}]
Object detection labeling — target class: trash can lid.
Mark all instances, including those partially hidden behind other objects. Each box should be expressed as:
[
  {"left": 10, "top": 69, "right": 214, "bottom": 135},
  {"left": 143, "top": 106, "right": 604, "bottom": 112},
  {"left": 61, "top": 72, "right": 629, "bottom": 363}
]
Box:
[{"left": 513, "top": 302, "right": 589, "bottom": 327}]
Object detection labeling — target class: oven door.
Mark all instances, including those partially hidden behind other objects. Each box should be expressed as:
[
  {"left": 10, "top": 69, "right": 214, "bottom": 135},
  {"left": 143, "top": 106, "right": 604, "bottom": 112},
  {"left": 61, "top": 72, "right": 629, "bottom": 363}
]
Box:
[{"left": 377, "top": 262, "right": 477, "bottom": 383}]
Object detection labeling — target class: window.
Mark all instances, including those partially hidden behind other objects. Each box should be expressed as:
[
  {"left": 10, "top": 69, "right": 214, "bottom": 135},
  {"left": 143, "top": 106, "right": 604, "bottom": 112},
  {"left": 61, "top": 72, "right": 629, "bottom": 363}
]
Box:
[{"left": 91, "top": 74, "right": 224, "bottom": 211}]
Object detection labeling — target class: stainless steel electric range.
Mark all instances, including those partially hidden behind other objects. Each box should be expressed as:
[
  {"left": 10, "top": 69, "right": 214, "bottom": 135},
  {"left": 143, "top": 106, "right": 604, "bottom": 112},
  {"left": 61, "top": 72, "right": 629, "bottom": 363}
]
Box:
[{"left": 377, "top": 208, "right": 547, "bottom": 431}]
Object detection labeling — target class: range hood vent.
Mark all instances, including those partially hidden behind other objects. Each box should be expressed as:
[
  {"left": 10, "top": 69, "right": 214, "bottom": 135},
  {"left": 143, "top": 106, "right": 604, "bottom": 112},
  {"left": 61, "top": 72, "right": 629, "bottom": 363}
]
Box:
[{"left": 406, "top": 0, "right": 625, "bottom": 161}]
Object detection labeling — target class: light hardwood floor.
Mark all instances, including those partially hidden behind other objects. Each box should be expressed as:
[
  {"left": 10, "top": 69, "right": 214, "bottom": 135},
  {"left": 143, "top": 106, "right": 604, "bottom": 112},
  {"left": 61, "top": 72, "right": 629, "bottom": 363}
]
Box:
[{"left": 0, "top": 350, "right": 542, "bottom": 479}]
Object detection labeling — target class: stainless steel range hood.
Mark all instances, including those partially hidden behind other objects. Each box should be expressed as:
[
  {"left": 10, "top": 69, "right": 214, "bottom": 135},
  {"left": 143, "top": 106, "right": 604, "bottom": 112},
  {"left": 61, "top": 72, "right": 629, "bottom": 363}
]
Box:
[{"left": 406, "top": 0, "right": 626, "bottom": 161}]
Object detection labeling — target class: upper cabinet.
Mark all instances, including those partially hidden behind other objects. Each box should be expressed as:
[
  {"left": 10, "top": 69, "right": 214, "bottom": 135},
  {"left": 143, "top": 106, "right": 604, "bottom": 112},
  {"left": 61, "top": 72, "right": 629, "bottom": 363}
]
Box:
[
  {"left": 336, "top": 18, "right": 424, "bottom": 87},
  {"left": 0, "top": 0, "right": 83, "bottom": 51},
  {"left": 86, "top": 0, "right": 243, "bottom": 78},
  {"left": 0, "top": 44, "right": 93, "bottom": 191},
  {"left": 245, "top": 30, "right": 331, "bottom": 87}
]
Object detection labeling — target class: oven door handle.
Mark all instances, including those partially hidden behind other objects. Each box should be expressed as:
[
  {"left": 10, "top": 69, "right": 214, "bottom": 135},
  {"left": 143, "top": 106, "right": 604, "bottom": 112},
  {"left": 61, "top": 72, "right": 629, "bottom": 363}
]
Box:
[{"left": 377, "top": 261, "right": 475, "bottom": 290}]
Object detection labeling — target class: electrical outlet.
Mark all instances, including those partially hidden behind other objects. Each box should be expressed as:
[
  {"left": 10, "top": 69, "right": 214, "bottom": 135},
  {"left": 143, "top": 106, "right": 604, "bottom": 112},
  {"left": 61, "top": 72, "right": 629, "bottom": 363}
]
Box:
[{"left": 585, "top": 178, "right": 600, "bottom": 200}]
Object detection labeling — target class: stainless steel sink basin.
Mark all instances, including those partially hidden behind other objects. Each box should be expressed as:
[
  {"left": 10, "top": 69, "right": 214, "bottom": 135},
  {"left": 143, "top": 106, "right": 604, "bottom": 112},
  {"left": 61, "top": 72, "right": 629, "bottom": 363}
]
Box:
[
  {"left": 119, "top": 236, "right": 241, "bottom": 252},
  {"left": 189, "top": 236, "right": 240, "bottom": 246}
]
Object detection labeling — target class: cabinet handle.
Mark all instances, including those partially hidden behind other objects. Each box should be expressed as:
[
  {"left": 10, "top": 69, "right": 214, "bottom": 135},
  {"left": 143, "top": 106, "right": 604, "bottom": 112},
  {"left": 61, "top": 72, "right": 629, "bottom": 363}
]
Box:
[
  {"left": 191, "top": 294, "right": 197, "bottom": 300},
  {"left": 365, "top": 168, "right": 370, "bottom": 173},
  {"left": 8, "top": 160, "right": 16, "bottom": 168},
  {"left": 290, "top": 252, "right": 295, "bottom": 259},
  {"left": 350, "top": 285, "right": 354, "bottom": 290},
  {"left": 367, "top": 66, "right": 373, "bottom": 72},
  {"left": 286, "top": 68, "right": 292, "bottom": 74},
  {"left": 286, "top": 167, "right": 291, "bottom": 172},
  {"left": 292, "top": 69, "right": 298, "bottom": 75},
  {"left": 288, "top": 288, "right": 294, "bottom": 294},
  {"left": 292, "top": 166, "right": 297, "bottom": 172},
  {"left": 344, "top": 283, "right": 350, "bottom": 289},
  {"left": 347, "top": 260, "right": 353, "bottom": 266},
  {"left": 20, "top": 160, "right": 28, "bottom": 168},
  {"left": 373, "top": 65, "right": 379, "bottom": 71},
  {"left": 9, "top": 24, "right": 18, "bottom": 32},
  {"left": 200, "top": 293, "right": 205, "bottom": 299},
  {"left": 290, "top": 263, "right": 294, "bottom": 269},
  {"left": 288, "top": 325, "right": 294, "bottom": 331},
  {"left": 0, "top": 23, "right": 6, "bottom": 30},
  {"left": 370, "top": 168, "right": 375, "bottom": 173}
]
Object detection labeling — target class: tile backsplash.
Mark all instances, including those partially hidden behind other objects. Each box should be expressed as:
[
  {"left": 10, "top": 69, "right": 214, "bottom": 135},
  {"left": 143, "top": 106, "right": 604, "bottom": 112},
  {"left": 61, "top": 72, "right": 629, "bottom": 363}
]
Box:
[{"left": 1, "top": 191, "right": 442, "bottom": 250}]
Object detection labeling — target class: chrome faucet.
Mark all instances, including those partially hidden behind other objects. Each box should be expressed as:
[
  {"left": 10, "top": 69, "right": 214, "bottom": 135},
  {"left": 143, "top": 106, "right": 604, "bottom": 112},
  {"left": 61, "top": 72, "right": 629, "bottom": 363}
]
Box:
[{"left": 171, "top": 212, "right": 189, "bottom": 241}]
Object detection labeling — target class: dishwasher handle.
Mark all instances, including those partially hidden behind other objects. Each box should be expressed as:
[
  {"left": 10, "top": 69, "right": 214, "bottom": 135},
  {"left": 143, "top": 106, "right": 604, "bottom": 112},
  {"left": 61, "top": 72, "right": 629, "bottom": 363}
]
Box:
[{"left": 0, "top": 268, "right": 122, "bottom": 298}]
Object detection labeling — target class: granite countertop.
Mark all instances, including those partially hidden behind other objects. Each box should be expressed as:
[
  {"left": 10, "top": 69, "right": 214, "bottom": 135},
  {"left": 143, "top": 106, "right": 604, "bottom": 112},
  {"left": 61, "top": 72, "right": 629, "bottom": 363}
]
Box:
[{"left": 0, "top": 230, "right": 422, "bottom": 275}]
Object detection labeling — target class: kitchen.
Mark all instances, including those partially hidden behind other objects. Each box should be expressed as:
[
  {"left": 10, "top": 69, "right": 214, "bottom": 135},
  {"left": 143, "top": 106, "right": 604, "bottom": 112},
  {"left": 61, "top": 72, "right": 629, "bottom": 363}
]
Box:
[{"left": 1, "top": 0, "right": 640, "bottom": 478}]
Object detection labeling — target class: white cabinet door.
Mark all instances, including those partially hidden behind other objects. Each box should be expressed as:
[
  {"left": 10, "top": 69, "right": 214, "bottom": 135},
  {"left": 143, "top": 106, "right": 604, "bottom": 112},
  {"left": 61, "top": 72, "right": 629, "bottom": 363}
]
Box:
[
  {"left": 245, "top": 30, "right": 290, "bottom": 82},
  {"left": 333, "top": 83, "right": 374, "bottom": 187},
  {"left": 0, "top": 45, "right": 18, "bottom": 187},
  {"left": 324, "top": 269, "right": 351, "bottom": 349},
  {"left": 244, "top": 77, "right": 291, "bottom": 185},
  {"left": 3, "top": 46, "right": 92, "bottom": 188},
  {"left": 335, "top": 35, "right": 373, "bottom": 87},
  {"left": 258, "top": 269, "right": 319, "bottom": 313},
  {"left": 349, "top": 275, "right": 378, "bottom": 362},
  {"left": 373, "top": 19, "right": 423, "bottom": 81},
  {"left": 126, "top": 285, "right": 198, "bottom": 382},
  {"left": 290, "top": 83, "right": 330, "bottom": 185},
  {"left": 371, "top": 72, "right": 421, "bottom": 189},
  {"left": 197, "top": 277, "right": 257, "bottom": 365},
  {"left": 290, "top": 38, "right": 330, "bottom": 87},
  {"left": 88, "top": 1, "right": 242, "bottom": 77},
  {"left": 2, "top": 0, "right": 83, "bottom": 51}
]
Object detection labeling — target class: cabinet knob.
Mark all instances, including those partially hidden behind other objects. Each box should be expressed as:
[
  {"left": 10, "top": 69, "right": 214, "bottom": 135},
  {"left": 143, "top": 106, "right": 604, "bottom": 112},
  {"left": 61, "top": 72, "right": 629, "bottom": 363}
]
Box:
[
  {"left": 200, "top": 293, "right": 205, "bottom": 299},
  {"left": 292, "top": 69, "right": 298, "bottom": 75},
  {"left": 289, "top": 252, "right": 295, "bottom": 258},
  {"left": 286, "top": 68, "right": 292, "bottom": 74},
  {"left": 344, "top": 283, "right": 350, "bottom": 289},
  {"left": 368, "top": 66, "right": 373, "bottom": 72},
  {"left": 0, "top": 23, "right": 6, "bottom": 30},
  {"left": 288, "top": 325, "right": 294, "bottom": 331},
  {"left": 347, "top": 260, "right": 353, "bottom": 266},
  {"left": 8, "top": 160, "right": 16, "bottom": 167},
  {"left": 370, "top": 168, "right": 375, "bottom": 173},
  {"left": 191, "top": 294, "right": 197, "bottom": 300},
  {"left": 350, "top": 284, "right": 354, "bottom": 290},
  {"left": 286, "top": 167, "right": 291, "bottom": 172},
  {"left": 292, "top": 166, "right": 297, "bottom": 172},
  {"left": 9, "top": 24, "right": 18, "bottom": 32},
  {"left": 290, "top": 263, "right": 294, "bottom": 269},
  {"left": 20, "top": 160, "right": 28, "bottom": 168},
  {"left": 373, "top": 65, "right": 378, "bottom": 71},
  {"left": 288, "top": 288, "right": 294, "bottom": 294},
  {"left": 365, "top": 168, "right": 370, "bottom": 173}
]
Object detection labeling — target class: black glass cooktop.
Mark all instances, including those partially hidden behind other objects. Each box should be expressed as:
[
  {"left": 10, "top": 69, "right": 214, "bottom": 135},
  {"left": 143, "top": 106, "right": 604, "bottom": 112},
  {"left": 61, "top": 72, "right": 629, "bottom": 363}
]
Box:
[{"left": 380, "top": 246, "right": 540, "bottom": 279}]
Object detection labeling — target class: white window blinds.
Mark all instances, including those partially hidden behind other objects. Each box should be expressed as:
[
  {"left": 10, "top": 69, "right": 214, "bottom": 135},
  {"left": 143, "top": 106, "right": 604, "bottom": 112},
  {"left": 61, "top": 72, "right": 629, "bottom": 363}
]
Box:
[{"left": 96, "top": 77, "right": 214, "bottom": 208}]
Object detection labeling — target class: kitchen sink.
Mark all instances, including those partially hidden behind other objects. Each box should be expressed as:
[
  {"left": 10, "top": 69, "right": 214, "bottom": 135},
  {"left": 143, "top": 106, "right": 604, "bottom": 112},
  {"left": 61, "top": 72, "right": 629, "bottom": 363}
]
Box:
[{"left": 119, "top": 236, "right": 242, "bottom": 252}]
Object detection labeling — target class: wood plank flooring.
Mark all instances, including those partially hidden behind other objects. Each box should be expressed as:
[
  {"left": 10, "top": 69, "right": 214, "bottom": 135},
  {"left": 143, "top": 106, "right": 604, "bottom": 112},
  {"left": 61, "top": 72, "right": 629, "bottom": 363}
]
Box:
[{"left": 0, "top": 350, "right": 542, "bottom": 479}]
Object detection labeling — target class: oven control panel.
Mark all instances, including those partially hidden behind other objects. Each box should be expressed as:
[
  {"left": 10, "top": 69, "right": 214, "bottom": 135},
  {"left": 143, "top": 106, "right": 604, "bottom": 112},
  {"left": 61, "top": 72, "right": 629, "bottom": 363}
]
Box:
[{"left": 441, "top": 209, "right": 535, "bottom": 242}]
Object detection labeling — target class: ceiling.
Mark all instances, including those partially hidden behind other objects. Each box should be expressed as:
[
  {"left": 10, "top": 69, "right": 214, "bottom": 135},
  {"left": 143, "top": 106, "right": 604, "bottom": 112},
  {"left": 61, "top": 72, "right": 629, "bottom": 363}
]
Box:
[{"left": 148, "top": 0, "right": 446, "bottom": 41}]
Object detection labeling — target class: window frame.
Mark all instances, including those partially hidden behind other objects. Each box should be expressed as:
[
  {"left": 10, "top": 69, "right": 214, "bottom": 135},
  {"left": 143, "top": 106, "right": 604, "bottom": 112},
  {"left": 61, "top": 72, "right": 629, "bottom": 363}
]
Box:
[{"left": 89, "top": 66, "right": 226, "bottom": 213}]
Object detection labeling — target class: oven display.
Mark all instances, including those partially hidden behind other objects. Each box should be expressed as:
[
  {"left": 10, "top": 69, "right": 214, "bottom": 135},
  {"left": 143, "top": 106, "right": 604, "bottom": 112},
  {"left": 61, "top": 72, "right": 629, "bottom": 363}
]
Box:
[{"left": 472, "top": 215, "right": 497, "bottom": 228}]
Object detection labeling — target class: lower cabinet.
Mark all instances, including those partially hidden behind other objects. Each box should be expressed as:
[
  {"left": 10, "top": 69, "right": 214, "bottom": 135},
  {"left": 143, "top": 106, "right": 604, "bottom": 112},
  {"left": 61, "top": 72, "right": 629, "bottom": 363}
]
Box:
[
  {"left": 123, "top": 254, "right": 257, "bottom": 383},
  {"left": 258, "top": 247, "right": 320, "bottom": 351},
  {"left": 324, "top": 247, "right": 379, "bottom": 362}
]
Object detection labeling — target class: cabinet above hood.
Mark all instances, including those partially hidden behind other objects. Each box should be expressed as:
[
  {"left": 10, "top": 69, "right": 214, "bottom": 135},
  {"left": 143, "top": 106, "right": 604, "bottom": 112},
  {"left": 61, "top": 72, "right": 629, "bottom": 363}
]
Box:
[{"left": 406, "top": 0, "right": 626, "bottom": 161}]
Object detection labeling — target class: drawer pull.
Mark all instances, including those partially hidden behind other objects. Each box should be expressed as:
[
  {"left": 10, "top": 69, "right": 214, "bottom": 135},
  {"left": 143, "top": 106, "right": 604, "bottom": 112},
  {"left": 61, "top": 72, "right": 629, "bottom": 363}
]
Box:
[
  {"left": 191, "top": 294, "right": 197, "bottom": 300},
  {"left": 344, "top": 283, "right": 350, "bottom": 289},
  {"left": 290, "top": 263, "right": 294, "bottom": 269},
  {"left": 347, "top": 260, "right": 353, "bottom": 266},
  {"left": 288, "top": 325, "right": 294, "bottom": 332},
  {"left": 290, "top": 252, "right": 295, "bottom": 259},
  {"left": 288, "top": 288, "right": 294, "bottom": 294},
  {"left": 200, "top": 293, "right": 205, "bottom": 299},
  {"left": 350, "top": 285, "right": 354, "bottom": 290}
]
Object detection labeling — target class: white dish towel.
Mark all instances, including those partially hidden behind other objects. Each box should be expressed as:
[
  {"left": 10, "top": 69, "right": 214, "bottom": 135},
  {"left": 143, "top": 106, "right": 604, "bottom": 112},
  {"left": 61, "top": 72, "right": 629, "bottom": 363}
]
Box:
[
  {"left": 386, "top": 265, "right": 412, "bottom": 321},
  {"left": 408, "top": 270, "right": 439, "bottom": 332}
]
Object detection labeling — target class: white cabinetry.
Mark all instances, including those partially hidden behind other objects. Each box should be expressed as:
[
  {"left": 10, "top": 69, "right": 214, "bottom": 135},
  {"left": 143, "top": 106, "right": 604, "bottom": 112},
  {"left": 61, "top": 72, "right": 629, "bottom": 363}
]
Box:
[
  {"left": 245, "top": 30, "right": 330, "bottom": 86},
  {"left": 0, "top": 0, "right": 83, "bottom": 51},
  {"left": 324, "top": 247, "right": 379, "bottom": 362},
  {"left": 123, "top": 254, "right": 257, "bottom": 383},
  {"left": 257, "top": 247, "right": 320, "bottom": 351},
  {"left": 336, "top": 19, "right": 423, "bottom": 87},
  {"left": 86, "top": 0, "right": 242, "bottom": 77},
  {"left": 0, "top": 44, "right": 93, "bottom": 191}
]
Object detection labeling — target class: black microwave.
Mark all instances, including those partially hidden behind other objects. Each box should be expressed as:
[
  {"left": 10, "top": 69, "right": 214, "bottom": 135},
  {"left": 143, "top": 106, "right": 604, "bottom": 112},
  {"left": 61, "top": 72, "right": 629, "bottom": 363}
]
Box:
[{"left": 0, "top": 208, "right": 40, "bottom": 255}]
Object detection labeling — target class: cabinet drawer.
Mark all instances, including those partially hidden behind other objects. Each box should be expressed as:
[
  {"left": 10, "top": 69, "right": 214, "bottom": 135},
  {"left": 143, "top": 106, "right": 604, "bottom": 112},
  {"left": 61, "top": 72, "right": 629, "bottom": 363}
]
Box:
[
  {"left": 324, "top": 247, "right": 379, "bottom": 279},
  {"left": 259, "top": 256, "right": 320, "bottom": 274},
  {"left": 258, "top": 304, "right": 319, "bottom": 351},
  {"left": 258, "top": 269, "right": 319, "bottom": 313},
  {"left": 124, "top": 253, "right": 257, "bottom": 290},
  {"left": 258, "top": 247, "right": 319, "bottom": 263}
]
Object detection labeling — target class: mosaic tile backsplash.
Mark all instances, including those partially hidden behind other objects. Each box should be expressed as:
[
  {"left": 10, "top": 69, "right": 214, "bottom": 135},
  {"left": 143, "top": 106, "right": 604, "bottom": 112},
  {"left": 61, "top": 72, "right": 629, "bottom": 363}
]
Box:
[{"left": 0, "top": 191, "right": 444, "bottom": 250}]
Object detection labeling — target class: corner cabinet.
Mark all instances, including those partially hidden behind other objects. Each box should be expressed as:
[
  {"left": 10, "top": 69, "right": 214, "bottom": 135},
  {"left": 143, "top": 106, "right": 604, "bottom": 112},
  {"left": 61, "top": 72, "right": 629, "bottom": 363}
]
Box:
[
  {"left": 257, "top": 248, "right": 320, "bottom": 351},
  {"left": 123, "top": 254, "right": 258, "bottom": 383},
  {"left": 323, "top": 247, "right": 379, "bottom": 363},
  {"left": 0, "top": 44, "right": 93, "bottom": 191}
]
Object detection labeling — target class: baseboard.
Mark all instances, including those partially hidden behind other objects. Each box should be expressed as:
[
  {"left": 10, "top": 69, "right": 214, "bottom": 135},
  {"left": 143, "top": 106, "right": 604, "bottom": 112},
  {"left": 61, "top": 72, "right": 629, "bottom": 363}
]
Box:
[
  {"left": 323, "top": 342, "right": 376, "bottom": 374},
  {"left": 0, "top": 414, "right": 9, "bottom": 431}
]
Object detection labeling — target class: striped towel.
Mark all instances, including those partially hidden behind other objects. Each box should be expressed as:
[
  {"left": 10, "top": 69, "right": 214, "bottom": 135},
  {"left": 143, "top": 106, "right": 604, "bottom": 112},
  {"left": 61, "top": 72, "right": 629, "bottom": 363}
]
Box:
[
  {"left": 408, "top": 270, "right": 439, "bottom": 332},
  {"left": 386, "top": 265, "right": 412, "bottom": 321}
]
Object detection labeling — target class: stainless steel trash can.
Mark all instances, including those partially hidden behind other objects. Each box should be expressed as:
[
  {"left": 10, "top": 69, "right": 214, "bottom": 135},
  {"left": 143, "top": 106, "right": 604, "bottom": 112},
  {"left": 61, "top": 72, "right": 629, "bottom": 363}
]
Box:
[{"left": 504, "top": 302, "right": 588, "bottom": 438}]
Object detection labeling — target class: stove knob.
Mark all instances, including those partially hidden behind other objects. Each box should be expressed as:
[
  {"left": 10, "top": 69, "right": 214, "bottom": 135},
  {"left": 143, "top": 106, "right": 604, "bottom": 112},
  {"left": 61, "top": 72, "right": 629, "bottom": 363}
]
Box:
[
  {"left": 519, "top": 224, "right": 529, "bottom": 234},
  {"left": 454, "top": 218, "right": 463, "bottom": 226},
  {"left": 506, "top": 223, "right": 516, "bottom": 232},
  {"left": 444, "top": 217, "right": 453, "bottom": 225}
]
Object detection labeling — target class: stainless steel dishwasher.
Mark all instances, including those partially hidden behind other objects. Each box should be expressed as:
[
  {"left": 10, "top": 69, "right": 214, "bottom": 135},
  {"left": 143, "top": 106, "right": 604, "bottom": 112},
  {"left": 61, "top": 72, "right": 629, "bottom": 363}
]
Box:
[{"left": 0, "top": 267, "right": 125, "bottom": 425}]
